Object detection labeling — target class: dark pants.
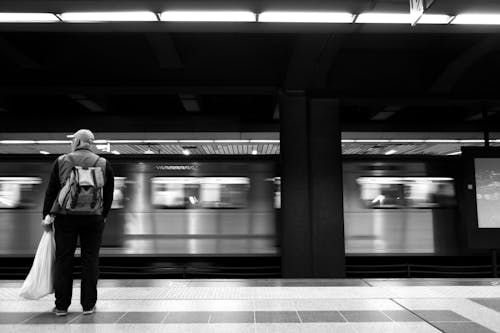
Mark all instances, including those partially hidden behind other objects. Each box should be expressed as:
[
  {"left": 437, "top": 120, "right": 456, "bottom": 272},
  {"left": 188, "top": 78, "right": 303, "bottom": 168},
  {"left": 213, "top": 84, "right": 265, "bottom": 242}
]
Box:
[{"left": 54, "top": 215, "right": 105, "bottom": 310}]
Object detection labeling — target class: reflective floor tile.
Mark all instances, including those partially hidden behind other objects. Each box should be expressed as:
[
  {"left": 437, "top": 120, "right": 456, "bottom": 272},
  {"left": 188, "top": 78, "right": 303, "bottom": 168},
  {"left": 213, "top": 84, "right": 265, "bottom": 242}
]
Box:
[
  {"left": 366, "top": 279, "right": 500, "bottom": 287},
  {"left": 433, "top": 322, "right": 496, "bottom": 333},
  {"left": 118, "top": 312, "right": 167, "bottom": 323},
  {"left": 255, "top": 299, "right": 296, "bottom": 311},
  {"left": 414, "top": 310, "right": 470, "bottom": 322},
  {"left": 0, "top": 312, "right": 37, "bottom": 324},
  {"left": 164, "top": 311, "right": 210, "bottom": 323},
  {"left": 23, "top": 312, "right": 80, "bottom": 324},
  {"left": 70, "top": 312, "right": 125, "bottom": 324},
  {"left": 339, "top": 310, "right": 391, "bottom": 322},
  {"left": 209, "top": 311, "right": 254, "bottom": 323},
  {"left": 470, "top": 298, "right": 500, "bottom": 312},
  {"left": 298, "top": 311, "right": 345, "bottom": 323},
  {"left": 349, "top": 323, "right": 407, "bottom": 333},
  {"left": 255, "top": 311, "right": 300, "bottom": 323},
  {"left": 256, "top": 323, "right": 355, "bottom": 333},
  {"left": 397, "top": 323, "right": 443, "bottom": 333},
  {"left": 383, "top": 310, "right": 423, "bottom": 322}
]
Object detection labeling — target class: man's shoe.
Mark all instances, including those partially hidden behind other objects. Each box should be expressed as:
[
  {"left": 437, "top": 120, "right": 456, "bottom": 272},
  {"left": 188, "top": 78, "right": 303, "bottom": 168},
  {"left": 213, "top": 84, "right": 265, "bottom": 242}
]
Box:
[
  {"left": 82, "top": 306, "right": 95, "bottom": 315},
  {"left": 52, "top": 307, "right": 68, "bottom": 317}
]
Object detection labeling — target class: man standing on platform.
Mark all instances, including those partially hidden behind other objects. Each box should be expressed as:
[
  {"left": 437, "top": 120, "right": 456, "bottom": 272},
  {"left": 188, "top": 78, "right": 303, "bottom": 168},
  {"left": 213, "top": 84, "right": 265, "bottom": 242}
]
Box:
[{"left": 42, "top": 129, "right": 114, "bottom": 316}]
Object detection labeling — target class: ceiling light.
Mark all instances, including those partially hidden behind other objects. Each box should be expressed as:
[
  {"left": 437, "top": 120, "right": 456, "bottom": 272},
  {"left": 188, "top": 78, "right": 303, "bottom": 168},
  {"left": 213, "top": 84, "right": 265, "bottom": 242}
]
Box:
[
  {"left": 356, "top": 13, "right": 411, "bottom": 24},
  {"left": 40, "top": 151, "right": 50, "bottom": 155},
  {"left": 0, "top": 140, "right": 36, "bottom": 144},
  {"left": 144, "top": 148, "right": 155, "bottom": 154},
  {"left": 160, "top": 11, "right": 256, "bottom": 22},
  {"left": 447, "top": 151, "right": 462, "bottom": 155},
  {"left": 143, "top": 140, "right": 178, "bottom": 143},
  {"left": 214, "top": 140, "right": 250, "bottom": 143},
  {"left": 251, "top": 150, "right": 258, "bottom": 155},
  {"left": 417, "top": 14, "right": 453, "bottom": 24},
  {"left": 178, "top": 140, "right": 214, "bottom": 143},
  {"left": 385, "top": 149, "right": 398, "bottom": 155},
  {"left": 60, "top": 11, "right": 158, "bottom": 22},
  {"left": 36, "top": 140, "right": 71, "bottom": 144},
  {"left": 452, "top": 14, "right": 500, "bottom": 25},
  {"left": 356, "top": 139, "right": 391, "bottom": 143},
  {"left": 108, "top": 140, "right": 144, "bottom": 143},
  {"left": 249, "top": 140, "right": 280, "bottom": 143},
  {"left": 182, "top": 149, "right": 191, "bottom": 155},
  {"left": 258, "top": 11, "right": 354, "bottom": 23},
  {"left": 96, "top": 144, "right": 109, "bottom": 151},
  {"left": 111, "top": 150, "right": 120, "bottom": 155},
  {"left": 0, "top": 13, "right": 59, "bottom": 23}
]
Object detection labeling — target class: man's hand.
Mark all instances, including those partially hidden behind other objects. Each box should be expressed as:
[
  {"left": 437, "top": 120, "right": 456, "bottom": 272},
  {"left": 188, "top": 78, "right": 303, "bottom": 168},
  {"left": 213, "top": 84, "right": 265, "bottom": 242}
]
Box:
[{"left": 42, "top": 215, "right": 54, "bottom": 232}]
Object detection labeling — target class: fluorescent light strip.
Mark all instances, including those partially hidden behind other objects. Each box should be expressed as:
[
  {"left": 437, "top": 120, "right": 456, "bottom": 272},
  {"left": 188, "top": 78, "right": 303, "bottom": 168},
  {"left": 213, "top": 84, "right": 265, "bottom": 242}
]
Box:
[
  {"left": 36, "top": 140, "right": 71, "bottom": 144},
  {"left": 40, "top": 151, "right": 50, "bottom": 155},
  {"left": 60, "top": 11, "right": 158, "bottom": 22},
  {"left": 448, "top": 151, "right": 462, "bottom": 155},
  {"left": 160, "top": 11, "right": 256, "bottom": 22},
  {"left": 356, "top": 13, "right": 411, "bottom": 24},
  {"left": 178, "top": 140, "right": 214, "bottom": 143},
  {"left": 249, "top": 140, "right": 280, "bottom": 143},
  {"left": 417, "top": 14, "right": 453, "bottom": 24},
  {"left": 452, "top": 14, "right": 500, "bottom": 25},
  {"left": 108, "top": 140, "right": 144, "bottom": 144},
  {"left": 143, "top": 140, "right": 178, "bottom": 143},
  {"left": 0, "top": 13, "right": 59, "bottom": 23},
  {"left": 389, "top": 139, "right": 426, "bottom": 143},
  {"left": 355, "top": 139, "right": 391, "bottom": 143},
  {"left": 385, "top": 149, "right": 398, "bottom": 155},
  {"left": 258, "top": 12, "right": 354, "bottom": 23},
  {"left": 214, "top": 140, "right": 250, "bottom": 143},
  {"left": 0, "top": 140, "right": 36, "bottom": 144}
]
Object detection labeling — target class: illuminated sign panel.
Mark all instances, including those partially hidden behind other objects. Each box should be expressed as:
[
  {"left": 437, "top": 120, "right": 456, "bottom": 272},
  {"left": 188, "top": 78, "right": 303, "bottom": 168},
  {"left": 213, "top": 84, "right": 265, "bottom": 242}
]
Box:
[{"left": 474, "top": 158, "right": 500, "bottom": 228}]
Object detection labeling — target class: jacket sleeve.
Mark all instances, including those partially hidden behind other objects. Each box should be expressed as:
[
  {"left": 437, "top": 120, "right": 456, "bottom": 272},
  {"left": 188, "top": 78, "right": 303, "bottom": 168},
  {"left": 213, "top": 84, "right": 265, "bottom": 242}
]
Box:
[
  {"left": 102, "top": 161, "right": 115, "bottom": 218},
  {"left": 42, "top": 159, "right": 61, "bottom": 218}
]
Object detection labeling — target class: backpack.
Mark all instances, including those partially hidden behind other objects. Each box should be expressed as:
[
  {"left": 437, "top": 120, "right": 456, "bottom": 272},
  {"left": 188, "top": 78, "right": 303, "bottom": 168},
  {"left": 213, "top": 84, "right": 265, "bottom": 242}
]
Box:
[{"left": 55, "top": 156, "right": 105, "bottom": 215}]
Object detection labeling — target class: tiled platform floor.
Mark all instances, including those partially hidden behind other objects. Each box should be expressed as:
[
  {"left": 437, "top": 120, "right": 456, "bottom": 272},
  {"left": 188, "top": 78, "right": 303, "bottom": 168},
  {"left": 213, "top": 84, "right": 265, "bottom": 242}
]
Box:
[{"left": 2, "top": 278, "right": 500, "bottom": 332}]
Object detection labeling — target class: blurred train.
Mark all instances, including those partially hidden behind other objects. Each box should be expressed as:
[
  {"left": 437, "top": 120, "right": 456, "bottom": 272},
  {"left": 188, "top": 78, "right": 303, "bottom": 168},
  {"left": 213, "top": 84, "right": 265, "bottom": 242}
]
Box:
[{"left": 0, "top": 155, "right": 462, "bottom": 257}]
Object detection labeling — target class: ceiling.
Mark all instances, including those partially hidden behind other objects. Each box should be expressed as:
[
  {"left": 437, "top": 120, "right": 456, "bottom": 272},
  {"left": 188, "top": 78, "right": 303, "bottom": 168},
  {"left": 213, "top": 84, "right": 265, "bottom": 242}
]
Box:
[{"left": 1, "top": 0, "right": 500, "bottom": 133}]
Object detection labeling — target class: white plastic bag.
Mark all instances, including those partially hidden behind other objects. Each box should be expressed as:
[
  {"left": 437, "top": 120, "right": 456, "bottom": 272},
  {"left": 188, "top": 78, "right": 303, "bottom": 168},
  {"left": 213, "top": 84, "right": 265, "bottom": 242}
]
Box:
[{"left": 19, "top": 229, "right": 55, "bottom": 300}]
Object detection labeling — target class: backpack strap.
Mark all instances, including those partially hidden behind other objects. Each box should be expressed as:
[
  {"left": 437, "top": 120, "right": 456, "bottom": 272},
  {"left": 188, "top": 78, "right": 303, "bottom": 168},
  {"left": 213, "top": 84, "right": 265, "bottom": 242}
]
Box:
[{"left": 92, "top": 156, "right": 102, "bottom": 167}]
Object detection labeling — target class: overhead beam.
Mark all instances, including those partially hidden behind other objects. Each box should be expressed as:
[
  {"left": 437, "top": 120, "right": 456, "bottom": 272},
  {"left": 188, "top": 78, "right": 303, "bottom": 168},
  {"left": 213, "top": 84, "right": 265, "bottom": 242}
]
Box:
[
  {"left": 69, "top": 94, "right": 105, "bottom": 112},
  {"left": 1, "top": 22, "right": 500, "bottom": 34},
  {"left": 341, "top": 97, "right": 500, "bottom": 107},
  {"left": 179, "top": 94, "right": 200, "bottom": 112},
  {"left": 430, "top": 35, "right": 500, "bottom": 94},
  {"left": 146, "top": 33, "right": 183, "bottom": 69},
  {"left": 285, "top": 34, "right": 341, "bottom": 90},
  {"left": 0, "top": 36, "right": 41, "bottom": 69},
  {"left": 0, "top": 85, "right": 277, "bottom": 95}
]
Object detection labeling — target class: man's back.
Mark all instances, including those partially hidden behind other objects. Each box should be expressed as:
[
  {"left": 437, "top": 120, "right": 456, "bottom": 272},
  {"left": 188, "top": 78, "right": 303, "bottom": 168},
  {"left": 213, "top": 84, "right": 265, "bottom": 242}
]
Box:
[{"left": 41, "top": 129, "right": 114, "bottom": 316}]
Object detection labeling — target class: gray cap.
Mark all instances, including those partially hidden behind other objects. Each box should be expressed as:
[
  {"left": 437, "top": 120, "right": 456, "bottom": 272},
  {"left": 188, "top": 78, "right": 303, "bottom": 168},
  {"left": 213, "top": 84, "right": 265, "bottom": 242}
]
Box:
[
  {"left": 71, "top": 129, "right": 95, "bottom": 151},
  {"left": 73, "top": 129, "right": 95, "bottom": 143}
]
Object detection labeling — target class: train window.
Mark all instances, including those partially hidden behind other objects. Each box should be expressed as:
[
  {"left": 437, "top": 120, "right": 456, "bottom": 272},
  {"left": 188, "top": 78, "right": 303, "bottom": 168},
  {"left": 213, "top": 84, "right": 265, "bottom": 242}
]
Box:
[
  {"left": 357, "top": 178, "right": 405, "bottom": 208},
  {"left": 199, "top": 177, "right": 249, "bottom": 208},
  {"left": 403, "top": 177, "right": 456, "bottom": 208},
  {"left": 151, "top": 177, "right": 250, "bottom": 209},
  {"left": 151, "top": 177, "right": 200, "bottom": 208},
  {"left": 0, "top": 177, "right": 42, "bottom": 209},
  {"left": 111, "top": 177, "right": 127, "bottom": 209},
  {"left": 357, "top": 177, "right": 456, "bottom": 209}
]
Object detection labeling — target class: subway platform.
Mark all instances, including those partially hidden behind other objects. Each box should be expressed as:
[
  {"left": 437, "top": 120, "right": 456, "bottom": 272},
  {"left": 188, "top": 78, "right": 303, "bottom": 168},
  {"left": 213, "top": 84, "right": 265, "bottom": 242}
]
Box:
[{"left": 2, "top": 279, "right": 500, "bottom": 332}]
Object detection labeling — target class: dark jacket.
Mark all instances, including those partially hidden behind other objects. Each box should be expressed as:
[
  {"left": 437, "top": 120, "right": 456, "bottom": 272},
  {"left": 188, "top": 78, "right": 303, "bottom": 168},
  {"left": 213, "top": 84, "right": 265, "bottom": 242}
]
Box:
[{"left": 42, "top": 148, "right": 114, "bottom": 218}]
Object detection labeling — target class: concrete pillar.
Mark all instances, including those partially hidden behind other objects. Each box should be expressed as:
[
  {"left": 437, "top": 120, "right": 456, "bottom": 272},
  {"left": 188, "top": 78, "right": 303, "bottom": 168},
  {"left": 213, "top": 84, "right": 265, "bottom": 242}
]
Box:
[{"left": 280, "top": 92, "right": 345, "bottom": 277}]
